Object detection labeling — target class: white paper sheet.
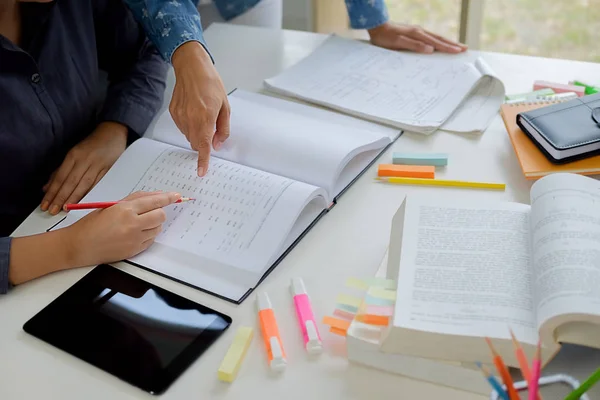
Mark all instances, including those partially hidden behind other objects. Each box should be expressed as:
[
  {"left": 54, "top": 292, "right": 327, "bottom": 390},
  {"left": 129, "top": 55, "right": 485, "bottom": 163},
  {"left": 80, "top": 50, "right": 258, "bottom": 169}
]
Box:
[{"left": 264, "top": 35, "right": 505, "bottom": 134}]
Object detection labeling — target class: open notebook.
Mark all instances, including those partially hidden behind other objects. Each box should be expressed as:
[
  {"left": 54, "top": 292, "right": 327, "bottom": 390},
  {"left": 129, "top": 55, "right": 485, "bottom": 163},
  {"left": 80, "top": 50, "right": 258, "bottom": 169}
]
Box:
[
  {"left": 264, "top": 35, "right": 505, "bottom": 135},
  {"left": 52, "top": 90, "right": 400, "bottom": 303}
]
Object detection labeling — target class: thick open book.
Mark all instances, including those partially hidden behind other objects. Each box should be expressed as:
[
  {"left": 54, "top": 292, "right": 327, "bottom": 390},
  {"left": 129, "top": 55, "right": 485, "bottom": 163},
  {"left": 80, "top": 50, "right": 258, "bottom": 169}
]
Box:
[
  {"left": 264, "top": 35, "right": 505, "bottom": 135},
  {"left": 53, "top": 90, "right": 400, "bottom": 303},
  {"left": 381, "top": 173, "right": 600, "bottom": 367}
]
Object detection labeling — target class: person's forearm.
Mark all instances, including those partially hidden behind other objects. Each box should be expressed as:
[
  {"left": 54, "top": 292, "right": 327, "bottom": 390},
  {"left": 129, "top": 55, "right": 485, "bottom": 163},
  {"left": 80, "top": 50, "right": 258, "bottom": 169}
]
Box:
[
  {"left": 172, "top": 41, "right": 212, "bottom": 74},
  {"left": 9, "top": 229, "right": 76, "bottom": 286}
]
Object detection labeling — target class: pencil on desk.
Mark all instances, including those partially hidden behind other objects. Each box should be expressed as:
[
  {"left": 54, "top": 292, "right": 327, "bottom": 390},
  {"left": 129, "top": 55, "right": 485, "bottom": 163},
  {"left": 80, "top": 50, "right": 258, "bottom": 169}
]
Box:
[
  {"left": 476, "top": 362, "right": 509, "bottom": 400},
  {"left": 528, "top": 341, "right": 542, "bottom": 400},
  {"left": 564, "top": 367, "right": 600, "bottom": 400},
  {"left": 375, "top": 177, "right": 506, "bottom": 191},
  {"left": 485, "top": 337, "right": 520, "bottom": 400},
  {"left": 64, "top": 197, "right": 194, "bottom": 211}
]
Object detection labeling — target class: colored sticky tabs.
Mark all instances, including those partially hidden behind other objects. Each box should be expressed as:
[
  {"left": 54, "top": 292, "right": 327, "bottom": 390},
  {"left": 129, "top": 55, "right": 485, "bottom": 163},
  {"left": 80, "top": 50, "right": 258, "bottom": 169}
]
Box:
[
  {"left": 378, "top": 164, "right": 435, "bottom": 179},
  {"left": 392, "top": 152, "right": 448, "bottom": 167},
  {"left": 367, "top": 287, "right": 397, "bottom": 301},
  {"left": 345, "top": 277, "right": 396, "bottom": 290},
  {"left": 505, "top": 88, "right": 554, "bottom": 101},
  {"left": 335, "top": 303, "right": 359, "bottom": 314},
  {"left": 218, "top": 326, "right": 254, "bottom": 383},
  {"left": 365, "top": 305, "right": 394, "bottom": 316},
  {"left": 333, "top": 308, "right": 356, "bottom": 320},
  {"left": 323, "top": 316, "right": 351, "bottom": 332},
  {"left": 355, "top": 314, "right": 390, "bottom": 326},
  {"left": 336, "top": 294, "right": 362, "bottom": 308},
  {"left": 329, "top": 327, "right": 347, "bottom": 336},
  {"left": 533, "top": 80, "right": 585, "bottom": 97},
  {"left": 364, "top": 295, "right": 394, "bottom": 306},
  {"left": 365, "top": 288, "right": 396, "bottom": 306}
]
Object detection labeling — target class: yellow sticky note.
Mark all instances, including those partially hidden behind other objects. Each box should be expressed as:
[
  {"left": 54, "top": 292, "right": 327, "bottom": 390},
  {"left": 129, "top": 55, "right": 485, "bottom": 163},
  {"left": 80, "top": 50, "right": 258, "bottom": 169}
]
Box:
[
  {"left": 336, "top": 294, "right": 362, "bottom": 308},
  {"left": 218, "top": 326, "right": 254, "bottom": 383},
  {"left": 367, "top": 287, "right": 396, "bottom": 301}
]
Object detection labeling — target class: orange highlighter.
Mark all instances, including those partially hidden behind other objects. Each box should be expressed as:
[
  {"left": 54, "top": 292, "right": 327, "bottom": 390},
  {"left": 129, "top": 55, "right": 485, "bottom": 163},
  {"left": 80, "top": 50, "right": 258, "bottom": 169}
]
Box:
[{"left": 257, "top": 292, "right": 286, "bottom": 371}]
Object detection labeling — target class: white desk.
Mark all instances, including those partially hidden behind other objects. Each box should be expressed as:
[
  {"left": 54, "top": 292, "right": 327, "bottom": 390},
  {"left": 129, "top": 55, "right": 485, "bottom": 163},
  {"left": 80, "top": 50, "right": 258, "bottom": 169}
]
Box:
[{"left": 2, "top": 23, "right": 600, "bottom": 400}]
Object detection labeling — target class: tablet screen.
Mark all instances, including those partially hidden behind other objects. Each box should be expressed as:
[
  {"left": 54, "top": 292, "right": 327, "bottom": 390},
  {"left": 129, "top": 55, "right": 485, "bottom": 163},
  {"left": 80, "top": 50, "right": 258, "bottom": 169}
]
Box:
[{"left": 23, "top": 264, "right": 232, "bottom": 395}]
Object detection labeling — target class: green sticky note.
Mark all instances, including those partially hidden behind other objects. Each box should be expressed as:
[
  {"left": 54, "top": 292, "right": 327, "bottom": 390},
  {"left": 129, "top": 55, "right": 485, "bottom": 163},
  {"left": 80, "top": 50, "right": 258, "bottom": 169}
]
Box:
[{"left": 392, "top": 152, "right": 448, "bottom": 167}]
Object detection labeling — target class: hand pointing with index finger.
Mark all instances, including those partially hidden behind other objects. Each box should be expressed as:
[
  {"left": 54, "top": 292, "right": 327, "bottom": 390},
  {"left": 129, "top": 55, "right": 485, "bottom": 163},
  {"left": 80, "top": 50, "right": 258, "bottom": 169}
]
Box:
[{"left": 170, "top": 42, "right": 231, "bottom": 177}]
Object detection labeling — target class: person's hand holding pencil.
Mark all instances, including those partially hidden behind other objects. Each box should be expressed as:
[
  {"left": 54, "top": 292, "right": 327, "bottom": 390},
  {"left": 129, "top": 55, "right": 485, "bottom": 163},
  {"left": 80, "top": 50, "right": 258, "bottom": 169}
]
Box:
[
  {"left": 8, "top": 191, "right": 184, "bottom": 287},
  {"left": 66, "top": 191, "right": 182, "bottom": 267}
]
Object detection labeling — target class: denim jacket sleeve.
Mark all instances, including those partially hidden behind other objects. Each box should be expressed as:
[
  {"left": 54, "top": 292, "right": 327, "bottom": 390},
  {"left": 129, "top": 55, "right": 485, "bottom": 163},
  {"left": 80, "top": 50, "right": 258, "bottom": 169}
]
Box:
[
  {"left": 345, "top": 0, "right": 389, "bottom": 30},
  {"left": 122, "top": 0, "right": 208, "bottom": 62}
]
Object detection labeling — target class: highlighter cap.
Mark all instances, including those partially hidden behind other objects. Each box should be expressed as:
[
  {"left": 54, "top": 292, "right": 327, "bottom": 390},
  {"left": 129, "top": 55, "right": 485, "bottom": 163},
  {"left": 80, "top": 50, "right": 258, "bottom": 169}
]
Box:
[
  {"left": 269, "top": 337, "right": 286, "bottom": 372},
  {"left": 305, "top": 320, "right": 322, "bottom": 354},
  {"left": 256, "top": 292, "right": 272, "bottom": 311},
  {"left": 290, "top": 278, "right": 307, "bottom": 296}
]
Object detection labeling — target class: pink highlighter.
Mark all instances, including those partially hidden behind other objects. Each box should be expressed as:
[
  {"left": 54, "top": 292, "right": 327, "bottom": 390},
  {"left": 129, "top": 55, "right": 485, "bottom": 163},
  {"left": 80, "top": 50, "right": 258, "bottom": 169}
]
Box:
[{"left": 291, "top": 278, "right": 322, "bottom": 354}]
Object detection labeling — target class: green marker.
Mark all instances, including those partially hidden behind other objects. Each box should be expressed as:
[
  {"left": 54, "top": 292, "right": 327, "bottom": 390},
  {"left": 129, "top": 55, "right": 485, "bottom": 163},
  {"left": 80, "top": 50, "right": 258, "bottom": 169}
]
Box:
[{"left": 573, "top": 80, "right": 600, "bottom": 95}]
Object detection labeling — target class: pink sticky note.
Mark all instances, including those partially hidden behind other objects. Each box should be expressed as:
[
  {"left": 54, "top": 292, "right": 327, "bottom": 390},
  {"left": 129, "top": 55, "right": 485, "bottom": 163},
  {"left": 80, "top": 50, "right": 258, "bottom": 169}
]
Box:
[
  {"left": 533, "top": 80, "right": 585, "bottom": 97},
  {"left": 333, "top": 309, "right": 356, "bottom": 320},
  {"left": 365, "top": 305, "right": 394, "bottom": 316}
]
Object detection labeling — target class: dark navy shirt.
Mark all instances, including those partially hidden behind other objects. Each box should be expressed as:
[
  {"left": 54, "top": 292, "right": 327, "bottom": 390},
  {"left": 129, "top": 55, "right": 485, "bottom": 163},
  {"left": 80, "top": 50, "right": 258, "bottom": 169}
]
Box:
[{"left": 0, "top": 0, "right": 167, "bottom": 293}]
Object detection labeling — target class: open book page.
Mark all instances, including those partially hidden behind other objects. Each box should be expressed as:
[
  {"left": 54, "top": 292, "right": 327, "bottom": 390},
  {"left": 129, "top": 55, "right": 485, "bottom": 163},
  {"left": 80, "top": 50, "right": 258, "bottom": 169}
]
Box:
[
  {"left": 530, "top": 173, "right": 600, "bottom": 344},
  {"left": 55, "top": 138, "right": 328, "bottom": 290},
  {"left": 264, "top": 35, "right": 487, "bottom": 133},
  {"left": 147, "top": 90, "right": 392, "bottom": 200},
  {"left": 393, "top": 196, "right": 538, "bottom": 345}
]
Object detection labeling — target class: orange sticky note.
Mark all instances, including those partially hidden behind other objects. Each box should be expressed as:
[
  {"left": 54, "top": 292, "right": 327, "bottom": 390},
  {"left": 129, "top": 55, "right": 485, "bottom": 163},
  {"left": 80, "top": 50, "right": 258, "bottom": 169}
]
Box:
[
  {"left": 355, "top": 314, "right": 390, "bottom": 326},
  {"left": 377, "top": 164, "right": 435, "bottom": 179},
  {"left": 329, "top": 327, "right": 347, "bottom": 336},
  {"left": 322, "top": 316, "right": 351, "bottom": 331}
]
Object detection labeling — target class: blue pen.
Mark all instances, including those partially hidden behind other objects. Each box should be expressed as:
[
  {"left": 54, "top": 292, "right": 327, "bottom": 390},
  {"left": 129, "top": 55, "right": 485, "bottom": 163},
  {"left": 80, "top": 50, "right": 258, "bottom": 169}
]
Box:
[{"left": 476, "top": 362, "right": 510, "bottom": 400}]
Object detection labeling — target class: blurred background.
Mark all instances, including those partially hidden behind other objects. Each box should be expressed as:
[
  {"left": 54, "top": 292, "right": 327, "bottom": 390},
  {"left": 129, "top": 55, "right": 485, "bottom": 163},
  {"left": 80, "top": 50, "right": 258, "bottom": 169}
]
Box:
[{"left": 282, "top": 0, "right": 600, "bottom": 62}]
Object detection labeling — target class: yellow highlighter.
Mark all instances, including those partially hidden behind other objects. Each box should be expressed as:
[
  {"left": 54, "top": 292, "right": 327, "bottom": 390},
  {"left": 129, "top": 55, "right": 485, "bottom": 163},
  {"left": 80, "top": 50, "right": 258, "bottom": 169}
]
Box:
[
  {"left": 218, "top": 326, "right": 254, "bottom": 383},
  {"left": 376, "top": 176, "right": 505, "bottom": 191}
]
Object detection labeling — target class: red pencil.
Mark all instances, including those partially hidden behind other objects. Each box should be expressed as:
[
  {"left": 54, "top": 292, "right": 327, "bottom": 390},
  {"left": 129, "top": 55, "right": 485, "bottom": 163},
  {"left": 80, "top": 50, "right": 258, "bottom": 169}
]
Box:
[{"left": 64, "top": 197, "right": 194, "bottom": 211}]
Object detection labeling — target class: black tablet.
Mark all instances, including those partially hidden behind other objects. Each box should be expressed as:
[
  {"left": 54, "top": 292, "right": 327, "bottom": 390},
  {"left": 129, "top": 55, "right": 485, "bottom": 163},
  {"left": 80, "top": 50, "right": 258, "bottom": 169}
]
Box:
[{"left": 23, "top": 264, "right": 232, "bottom": 395}]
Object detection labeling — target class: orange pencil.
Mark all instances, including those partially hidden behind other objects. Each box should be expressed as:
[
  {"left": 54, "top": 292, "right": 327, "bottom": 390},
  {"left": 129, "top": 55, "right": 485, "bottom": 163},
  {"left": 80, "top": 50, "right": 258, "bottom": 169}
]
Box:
[
  {"left": 510, "top": 329, "right": 543, "bottom": 400},
  {"left": 485, "top": 337, "right": 520, "bottom": 400}
]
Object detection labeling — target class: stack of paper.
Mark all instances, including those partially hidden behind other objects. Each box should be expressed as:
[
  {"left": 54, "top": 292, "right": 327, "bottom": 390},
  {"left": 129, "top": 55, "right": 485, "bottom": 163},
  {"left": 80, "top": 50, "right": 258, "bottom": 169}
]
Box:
[{"left": 264, "top": 35, "right": 505, "bottom": 135}]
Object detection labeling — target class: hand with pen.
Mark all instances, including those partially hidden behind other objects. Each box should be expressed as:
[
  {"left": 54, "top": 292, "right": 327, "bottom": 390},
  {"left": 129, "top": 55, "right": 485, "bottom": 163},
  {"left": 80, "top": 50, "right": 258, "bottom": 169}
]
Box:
[{"left": 8, "top": 191, "right": 181, "bottom": 287}]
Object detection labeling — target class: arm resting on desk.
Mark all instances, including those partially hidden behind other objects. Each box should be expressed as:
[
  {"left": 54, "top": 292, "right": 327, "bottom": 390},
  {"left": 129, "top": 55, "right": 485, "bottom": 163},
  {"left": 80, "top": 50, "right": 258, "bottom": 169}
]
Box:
[{"left": 6, "top": 231, "right": 76, "bottom": 289}]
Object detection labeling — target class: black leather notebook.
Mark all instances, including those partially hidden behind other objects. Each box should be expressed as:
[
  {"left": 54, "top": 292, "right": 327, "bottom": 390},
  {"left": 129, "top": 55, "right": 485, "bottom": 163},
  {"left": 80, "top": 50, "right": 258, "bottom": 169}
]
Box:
[{"left": 517, "top": 93, "right": 600, "bottom": 163}]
